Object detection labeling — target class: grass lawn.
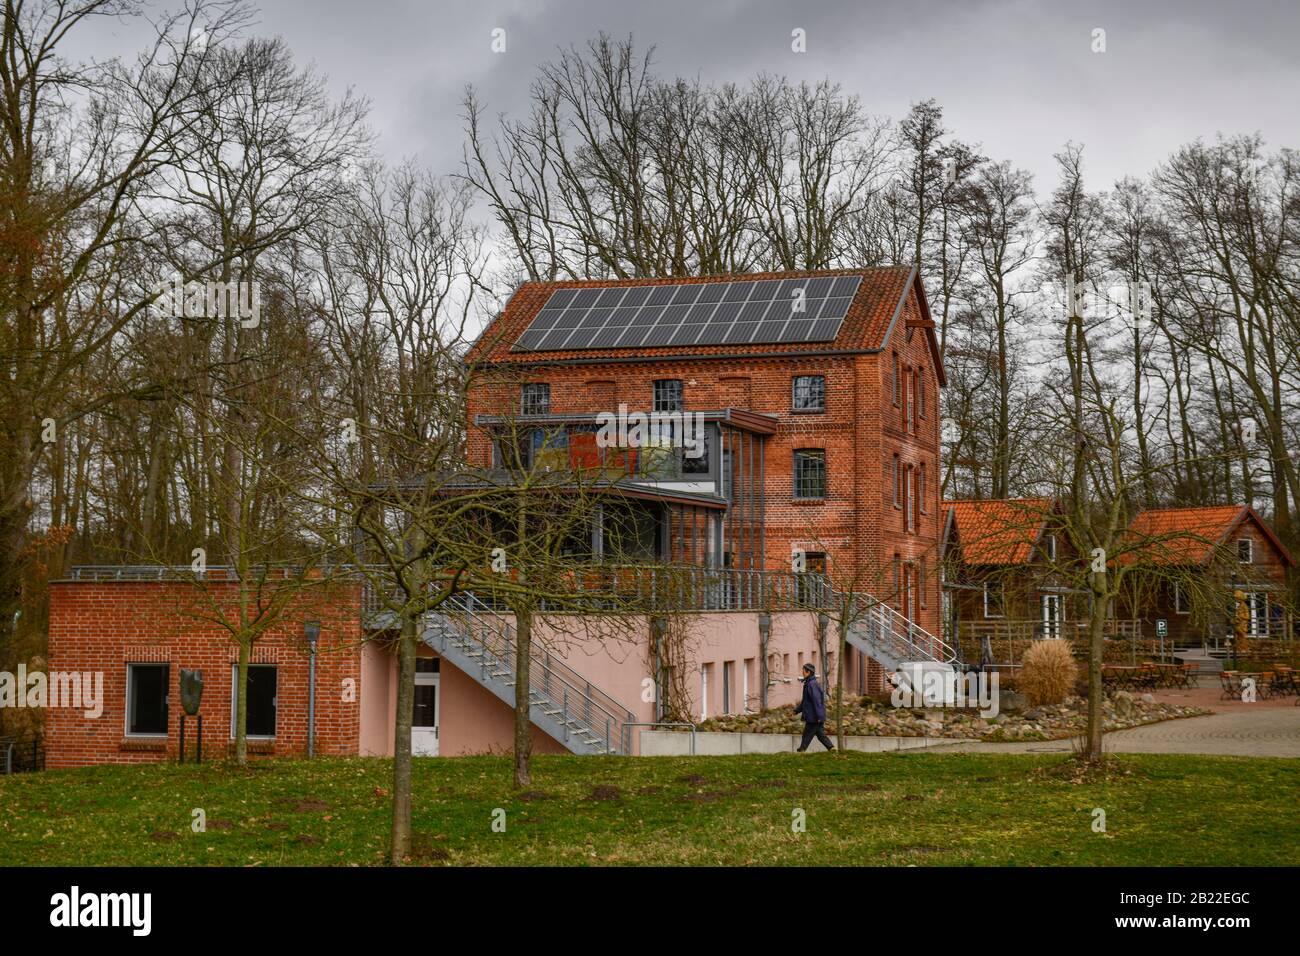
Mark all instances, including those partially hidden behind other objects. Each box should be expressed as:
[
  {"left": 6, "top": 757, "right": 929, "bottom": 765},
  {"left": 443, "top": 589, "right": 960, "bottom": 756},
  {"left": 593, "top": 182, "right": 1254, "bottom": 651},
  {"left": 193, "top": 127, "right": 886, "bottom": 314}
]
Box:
[{"left": 1, "top": 752, "right": 1296, "bottom": 866}]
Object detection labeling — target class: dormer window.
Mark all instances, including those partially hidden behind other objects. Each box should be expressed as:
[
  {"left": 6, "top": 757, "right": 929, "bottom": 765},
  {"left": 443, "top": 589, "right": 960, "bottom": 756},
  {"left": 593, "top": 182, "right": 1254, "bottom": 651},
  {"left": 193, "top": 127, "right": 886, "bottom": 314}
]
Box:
[
  {"left": 1043, "top": 534, "right": 1057, "bottom": 562},
  {"left": 1238, "top": 538, "right": 1253, "bottom": 563}
]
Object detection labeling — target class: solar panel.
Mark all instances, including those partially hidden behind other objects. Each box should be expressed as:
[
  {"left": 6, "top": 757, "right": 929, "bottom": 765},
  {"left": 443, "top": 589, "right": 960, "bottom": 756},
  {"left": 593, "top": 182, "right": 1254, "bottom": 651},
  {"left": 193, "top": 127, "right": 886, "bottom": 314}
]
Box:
[{"left": 511, "top": 276, "right": 862, "bottom": 351}]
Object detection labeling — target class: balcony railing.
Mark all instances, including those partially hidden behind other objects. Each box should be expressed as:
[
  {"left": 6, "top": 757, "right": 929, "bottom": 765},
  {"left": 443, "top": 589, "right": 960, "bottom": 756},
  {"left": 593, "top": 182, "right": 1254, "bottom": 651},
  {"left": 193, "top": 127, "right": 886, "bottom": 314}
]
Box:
[{"left": 362, "top": 565, "right": 841, "bottom": 623}]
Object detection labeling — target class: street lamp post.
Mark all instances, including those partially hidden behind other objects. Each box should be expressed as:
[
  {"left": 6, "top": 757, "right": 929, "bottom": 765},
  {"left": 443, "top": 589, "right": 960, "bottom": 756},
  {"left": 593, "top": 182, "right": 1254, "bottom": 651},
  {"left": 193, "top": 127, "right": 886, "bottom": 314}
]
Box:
[{"left": 305, "top": 621, "right": 320, "bottom": 757}]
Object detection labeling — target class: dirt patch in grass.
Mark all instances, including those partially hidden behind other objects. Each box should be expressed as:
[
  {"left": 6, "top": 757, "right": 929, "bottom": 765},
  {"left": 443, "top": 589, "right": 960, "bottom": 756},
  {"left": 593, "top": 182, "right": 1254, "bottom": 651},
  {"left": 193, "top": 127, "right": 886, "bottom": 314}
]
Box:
[
  {"left": 517, "top": 790, "right": 551, "bottom": 802},
  {"left": 293, "top": 834, "right": 320, "bottom": 846},
  {"left": 410, "top": 834, "right": 450, "bottom": 863},
  {"left": 149, "top": 831, "right": 178, "bottom": 843},
  {"left": 677, "top": 791, "right": 728, "bottom": 803},
  {"left": 636, "top": 785, "right": 665, "bottom": 796},
  {"left": 292, "top": 799, "right": 329, "bottom": 813},
  {"left": 588, "top": 785, "right": 622, "bottom": 801},
  {"left": 1032, "top": 755, "right": 1135, "bottom": 785},
  {"left": 206, "top": 819, "right": 235, "bottom": 830}
]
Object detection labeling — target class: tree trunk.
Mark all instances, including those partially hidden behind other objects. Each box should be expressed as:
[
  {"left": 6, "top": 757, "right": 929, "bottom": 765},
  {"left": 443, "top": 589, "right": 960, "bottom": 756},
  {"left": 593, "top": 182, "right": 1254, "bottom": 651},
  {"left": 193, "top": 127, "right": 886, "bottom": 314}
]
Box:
[
  {"left": 835, "top": 619, "right": 847, "bottom": 751},
  {"left": 513, "top": 608, "right": 533, "bottom": 789},
  {"left": 390, "top": 612, "right": 417, "bottom": 864},
  {"left": 234, "top": 639, "right": 250, "bottom": 766},
  {"left": 1084, "top": 579, "right": 1107, "bottom": 761}
]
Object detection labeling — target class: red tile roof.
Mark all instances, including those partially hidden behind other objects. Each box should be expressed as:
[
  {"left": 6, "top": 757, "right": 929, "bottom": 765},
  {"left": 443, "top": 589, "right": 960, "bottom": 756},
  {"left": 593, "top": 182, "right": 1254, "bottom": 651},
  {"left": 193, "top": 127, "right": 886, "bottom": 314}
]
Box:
[
  {"left": 465, "top": 265, "right": 945, "bottom": 383},
  {"left": 943, "top": 498, "right": 1054, "bottom": 565},
  {"left": 1125, "top": 505, "right": 1294, "bottom": 566}
]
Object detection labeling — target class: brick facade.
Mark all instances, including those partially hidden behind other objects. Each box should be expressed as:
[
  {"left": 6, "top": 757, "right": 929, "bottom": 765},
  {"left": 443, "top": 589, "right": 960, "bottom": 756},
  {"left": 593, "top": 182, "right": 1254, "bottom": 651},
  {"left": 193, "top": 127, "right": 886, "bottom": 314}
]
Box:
[
  {"left": 466, "top": 270, "right": 945, "bottom": 639},
  {"left": 45, "top": 579, "right": 364, "bottom": 768}
]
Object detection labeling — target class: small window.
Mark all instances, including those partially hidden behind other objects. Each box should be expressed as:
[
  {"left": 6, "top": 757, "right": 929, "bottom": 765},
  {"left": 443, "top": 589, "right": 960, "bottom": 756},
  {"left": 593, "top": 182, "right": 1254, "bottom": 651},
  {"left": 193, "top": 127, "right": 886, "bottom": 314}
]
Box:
[
  {"left": 231, "top": 664, "right": 278, "bottom": 739},
  {"left": 919, "top": 562, "right": 928, "bottom": 608},
  {"left": 1238, "top": 538, "right": 1253, "bottom": 563},
  {"left": 793, "top": 449, "right": 826, "bottom": 500},
  {"left": 919, "top": 463, "right": 927, "bottom": 514},
  {"left": 891, "top": 353, "right": 900, "bottom": 407},
  {"left": 892, "top": 454, "right": 901, "bottom": 508},
  {"left": 906, "top": 368, "right": 915, "bottom": 431},
  {"left": 983, "top": 582, "right": 1005, "bottom": 618},
  {"left": 521, "top": 383, "right": 550, "bottom": 415},
  {"left": 918, "top": 369, "right": 926, "bottom": 419},
  {"left": 1043, "top": 534, "right": 1057, "bottom": 562},
  {"left": 905, "top": 464, "right": 915, "bottom": 532},
  {"left": 126, "top": 664, "right": 169, "bottom": 736},
  {"left": 795, "top": 551, "right": 827, "bottom": 604},
  {"left": 653, "top": 379, "right": 683, "bottom": 412},
  {"left": 792, "top": 375, "right": 826, "bottom": 413},
  {"left": 1174, "top": 582, "right": 1190, "bottom": 615}
]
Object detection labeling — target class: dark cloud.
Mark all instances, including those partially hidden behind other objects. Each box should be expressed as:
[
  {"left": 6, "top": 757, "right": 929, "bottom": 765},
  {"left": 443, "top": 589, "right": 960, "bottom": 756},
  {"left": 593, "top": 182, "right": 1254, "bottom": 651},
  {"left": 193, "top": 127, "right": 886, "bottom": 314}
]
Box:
[{"left": 69, "top": 0, "right": 1300, "bottom": 190}]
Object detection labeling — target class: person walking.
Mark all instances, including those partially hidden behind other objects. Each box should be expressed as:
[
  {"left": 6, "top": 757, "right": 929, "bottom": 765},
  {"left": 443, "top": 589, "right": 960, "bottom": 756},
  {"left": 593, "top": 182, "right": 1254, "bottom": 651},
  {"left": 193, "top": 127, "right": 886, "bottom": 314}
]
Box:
[{"left": 793, "top": 663, "right": 835, "bottom": 752}]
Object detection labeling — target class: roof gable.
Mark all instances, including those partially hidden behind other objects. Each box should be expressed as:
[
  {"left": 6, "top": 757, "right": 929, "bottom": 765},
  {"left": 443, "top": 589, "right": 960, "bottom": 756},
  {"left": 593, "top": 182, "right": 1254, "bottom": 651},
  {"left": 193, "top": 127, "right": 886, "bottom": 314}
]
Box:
[
  {"left": 943, "top": 498, "right": 1053, "bottom": 566},
  {"left": 1125, "top": 505, "right": 1295, "bottom": 567},
  {"left": 465, "top": 266, "right": 945, "bottom": 382}
]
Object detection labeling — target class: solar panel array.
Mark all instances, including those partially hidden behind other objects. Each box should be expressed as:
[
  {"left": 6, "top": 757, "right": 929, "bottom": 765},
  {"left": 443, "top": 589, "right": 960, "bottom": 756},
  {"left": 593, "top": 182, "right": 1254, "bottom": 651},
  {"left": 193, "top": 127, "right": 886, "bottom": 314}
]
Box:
[{"left": 512, "top": 275, "right": 863, "bottom": 352}]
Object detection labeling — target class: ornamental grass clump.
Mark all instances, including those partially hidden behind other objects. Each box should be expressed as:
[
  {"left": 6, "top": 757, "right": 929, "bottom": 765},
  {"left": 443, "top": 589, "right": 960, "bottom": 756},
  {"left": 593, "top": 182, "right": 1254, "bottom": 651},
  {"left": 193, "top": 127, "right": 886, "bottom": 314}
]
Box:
[{"left": 1019, "top": 638, "right": 1077, "bottom": 707}]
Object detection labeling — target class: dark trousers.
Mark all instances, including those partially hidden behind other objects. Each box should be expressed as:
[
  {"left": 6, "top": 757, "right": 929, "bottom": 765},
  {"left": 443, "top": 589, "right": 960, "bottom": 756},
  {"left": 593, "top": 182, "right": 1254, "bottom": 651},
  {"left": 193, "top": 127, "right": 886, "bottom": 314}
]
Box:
[{"left": 798, "top": 721, "right": 835, "bottom": 751}]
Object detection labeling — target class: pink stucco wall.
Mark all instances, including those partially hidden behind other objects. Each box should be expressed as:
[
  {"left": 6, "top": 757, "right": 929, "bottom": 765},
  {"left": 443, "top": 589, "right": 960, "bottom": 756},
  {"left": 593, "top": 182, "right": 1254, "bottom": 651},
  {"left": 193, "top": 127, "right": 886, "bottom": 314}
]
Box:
[{"left": 358, "top": 611, "right": 841, "bottom": 757}]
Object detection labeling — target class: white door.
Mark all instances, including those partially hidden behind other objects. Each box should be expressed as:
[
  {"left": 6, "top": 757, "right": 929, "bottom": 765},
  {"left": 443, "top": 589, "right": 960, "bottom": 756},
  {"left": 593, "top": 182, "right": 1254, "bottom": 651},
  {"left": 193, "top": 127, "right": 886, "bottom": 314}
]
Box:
[
  {"left": 1248, "top": 592, "right": 1267, "bottom": 637},
  {"left": 413, "top": 659, "right": 440, "bottom": 756},
  {"left": 1041, "top": 594, "right": 1061, "bottom": 638}
]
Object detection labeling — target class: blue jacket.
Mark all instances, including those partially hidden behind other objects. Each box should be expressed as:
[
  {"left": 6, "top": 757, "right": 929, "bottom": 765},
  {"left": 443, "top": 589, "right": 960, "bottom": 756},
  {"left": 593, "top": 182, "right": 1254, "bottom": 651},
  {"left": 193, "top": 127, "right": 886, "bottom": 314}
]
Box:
[{"left": 794, "top": 675, "right": 826, "bottom": 723}]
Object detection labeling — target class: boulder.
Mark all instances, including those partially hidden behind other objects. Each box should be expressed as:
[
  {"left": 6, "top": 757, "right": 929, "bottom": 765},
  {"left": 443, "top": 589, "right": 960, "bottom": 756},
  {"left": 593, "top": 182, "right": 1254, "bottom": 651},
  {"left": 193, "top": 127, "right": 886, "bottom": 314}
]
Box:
[{"left": 998, "top": 690, "right": 1031, "bottom": 713}]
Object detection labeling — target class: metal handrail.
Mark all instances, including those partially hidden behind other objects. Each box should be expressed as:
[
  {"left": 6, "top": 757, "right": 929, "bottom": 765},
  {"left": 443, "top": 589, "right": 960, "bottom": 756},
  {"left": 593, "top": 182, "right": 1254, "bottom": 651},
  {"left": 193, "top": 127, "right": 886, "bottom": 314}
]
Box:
[
  {"left": 432, "top": 593, "right": 636, "bottom": 754},
  {"left": 842, "top": 591, "right": 959, "bottom": 665}
]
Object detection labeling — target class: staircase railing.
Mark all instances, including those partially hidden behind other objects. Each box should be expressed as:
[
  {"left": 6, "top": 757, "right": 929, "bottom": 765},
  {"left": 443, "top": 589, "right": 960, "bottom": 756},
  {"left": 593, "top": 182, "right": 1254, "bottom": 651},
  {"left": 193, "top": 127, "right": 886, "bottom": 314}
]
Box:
[
  {"left": 842, "top": 591, "right": 958, "bottom": 665},
  {"left": 431, "top": 593, "right": 636, "bottom": 754}
]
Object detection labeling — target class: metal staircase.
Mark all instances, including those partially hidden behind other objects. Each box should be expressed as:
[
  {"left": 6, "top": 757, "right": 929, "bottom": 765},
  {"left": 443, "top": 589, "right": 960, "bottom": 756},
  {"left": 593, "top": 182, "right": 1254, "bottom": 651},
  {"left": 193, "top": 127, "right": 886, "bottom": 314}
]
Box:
[
  {"left": 841, "top": 592, "right": 959, "bottom": 674},
  {"left": 421, "top": 594, "right": 637, "bottom": 755}
]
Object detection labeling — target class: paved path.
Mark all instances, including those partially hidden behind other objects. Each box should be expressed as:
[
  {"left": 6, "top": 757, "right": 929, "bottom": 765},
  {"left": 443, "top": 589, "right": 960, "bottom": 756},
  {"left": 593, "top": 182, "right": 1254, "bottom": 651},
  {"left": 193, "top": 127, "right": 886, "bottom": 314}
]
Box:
[{"left": 930, "top": 705, "right": 1300, "bottom": 758}]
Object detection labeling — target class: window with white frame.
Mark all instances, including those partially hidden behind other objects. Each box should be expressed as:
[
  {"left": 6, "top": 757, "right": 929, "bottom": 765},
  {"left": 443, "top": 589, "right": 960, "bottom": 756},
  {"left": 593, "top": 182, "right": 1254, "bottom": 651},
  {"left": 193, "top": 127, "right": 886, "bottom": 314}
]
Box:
[
  {"left": 1174, "top": 582, "right": 1190, "bottom": 614},
  {"left": 1238, "top": 538, "right": 1253, "bottom": 563},
  {"left": 1248, "top": 592, "right": 1268, "bottom": 636},
  {"left": 1043, "top": 533, "right": 1057, "bottom": 562},
  {"left": 983, "top": 582, "right": 1005, "bottom": 618},
  {"left": 126, "top": 663, "right": 169, "bottom": 736}
]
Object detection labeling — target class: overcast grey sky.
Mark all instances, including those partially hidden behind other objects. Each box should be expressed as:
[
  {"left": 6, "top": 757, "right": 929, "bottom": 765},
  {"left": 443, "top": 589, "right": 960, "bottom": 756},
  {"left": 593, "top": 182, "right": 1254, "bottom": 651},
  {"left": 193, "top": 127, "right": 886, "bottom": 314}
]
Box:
[{"left": 78, "top": 0, "right": 1299, "bottom": 192}]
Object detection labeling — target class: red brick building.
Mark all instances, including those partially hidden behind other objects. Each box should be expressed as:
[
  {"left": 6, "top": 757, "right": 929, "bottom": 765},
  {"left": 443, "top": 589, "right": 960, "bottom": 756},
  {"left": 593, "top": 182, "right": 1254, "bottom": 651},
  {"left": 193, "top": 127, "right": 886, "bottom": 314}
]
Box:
[
  {"left": 465, "top": 265, "right": 947, "bottom": 635},
  {"left": 44, "top": 575, "right": 364, "bottom": 768},
  {"left": 43, "top": 266, "right": 951, "bottom": 766},
  {"left": 1118, "top": 505, "right": 1295, "bottom": 645}
]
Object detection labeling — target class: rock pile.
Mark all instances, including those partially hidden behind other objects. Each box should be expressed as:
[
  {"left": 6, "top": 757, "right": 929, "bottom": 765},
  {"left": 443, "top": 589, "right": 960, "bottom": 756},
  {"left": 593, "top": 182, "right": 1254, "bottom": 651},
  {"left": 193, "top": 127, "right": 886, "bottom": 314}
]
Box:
[{"left": 693, "top": 691, "right": 1207, "bottom": 742}]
